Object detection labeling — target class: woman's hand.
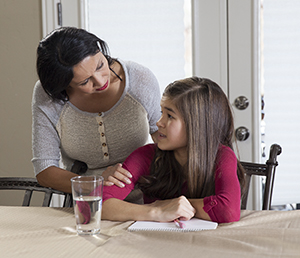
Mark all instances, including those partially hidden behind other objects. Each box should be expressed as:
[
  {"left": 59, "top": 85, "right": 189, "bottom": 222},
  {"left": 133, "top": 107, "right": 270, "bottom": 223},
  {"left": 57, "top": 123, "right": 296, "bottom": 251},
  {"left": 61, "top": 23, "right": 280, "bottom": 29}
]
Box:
[
  {"left": 102, "top": 163, "right": 132, "bottom": 188},
  {"left": 148, "top": 196, "right": 196, "bottom": 222}
]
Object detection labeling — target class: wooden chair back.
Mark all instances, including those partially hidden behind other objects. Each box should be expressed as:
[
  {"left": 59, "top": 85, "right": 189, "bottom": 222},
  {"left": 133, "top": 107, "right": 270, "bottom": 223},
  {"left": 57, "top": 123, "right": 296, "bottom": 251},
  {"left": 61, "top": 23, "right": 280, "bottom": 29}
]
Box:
[
  {"left": 241, "top": 144, "right": 282, "bottom": 210},
  {"left": 0, "top": 177, "right": 72, "bottom": 207}
]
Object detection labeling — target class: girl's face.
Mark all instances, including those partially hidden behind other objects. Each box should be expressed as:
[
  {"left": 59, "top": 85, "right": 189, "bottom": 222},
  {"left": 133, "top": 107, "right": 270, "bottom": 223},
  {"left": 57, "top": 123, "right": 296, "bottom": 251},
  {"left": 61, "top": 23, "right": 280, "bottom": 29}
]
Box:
[
  {"left": 68, "top": 51, "right": 110, "bottom": 95},
  {"left": 156, "top": 96, "right": 187, "bottom": 164}
]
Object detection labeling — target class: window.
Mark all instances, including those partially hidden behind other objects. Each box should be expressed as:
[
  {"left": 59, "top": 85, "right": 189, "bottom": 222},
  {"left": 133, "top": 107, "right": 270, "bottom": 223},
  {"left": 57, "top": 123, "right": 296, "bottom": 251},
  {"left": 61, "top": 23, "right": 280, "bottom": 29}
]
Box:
[
  {"left": 261, "top": 0, "right": 300, "bottom": 206},
  {"left": 86, "top": 0, "right": 192, "bottom": 93}
]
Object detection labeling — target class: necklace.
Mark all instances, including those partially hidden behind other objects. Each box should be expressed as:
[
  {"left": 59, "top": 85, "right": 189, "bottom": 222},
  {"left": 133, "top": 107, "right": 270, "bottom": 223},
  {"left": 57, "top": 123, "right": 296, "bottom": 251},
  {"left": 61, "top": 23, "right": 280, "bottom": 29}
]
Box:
[{"left": 109, "top": 67, "right": 123, "bottom": 82}]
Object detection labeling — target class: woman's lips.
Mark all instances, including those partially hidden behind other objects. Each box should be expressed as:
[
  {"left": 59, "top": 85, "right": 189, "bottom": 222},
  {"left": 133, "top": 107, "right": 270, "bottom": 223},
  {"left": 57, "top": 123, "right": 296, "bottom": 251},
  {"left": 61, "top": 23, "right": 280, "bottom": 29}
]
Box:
[{"left": 96, "top": 81, "right": 108, "bottom": 91}]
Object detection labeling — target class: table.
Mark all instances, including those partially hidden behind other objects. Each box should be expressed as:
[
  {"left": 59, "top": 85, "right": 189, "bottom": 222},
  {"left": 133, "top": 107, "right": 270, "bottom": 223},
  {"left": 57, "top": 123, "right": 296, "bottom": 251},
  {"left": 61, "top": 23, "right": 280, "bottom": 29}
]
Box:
[{"left": 1, "top": 206, "right": 300, "bottom": 258}]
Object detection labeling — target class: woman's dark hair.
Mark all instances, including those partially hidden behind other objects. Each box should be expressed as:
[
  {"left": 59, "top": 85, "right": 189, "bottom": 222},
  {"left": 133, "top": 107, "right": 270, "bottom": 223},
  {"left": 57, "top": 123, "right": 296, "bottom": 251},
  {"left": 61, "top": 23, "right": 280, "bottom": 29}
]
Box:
[
  {"left": 36, "top": 27, "right": 114, "bottom": 101},
  {"left": 139, "top": 77, "right": 245, "bottom": 200}
]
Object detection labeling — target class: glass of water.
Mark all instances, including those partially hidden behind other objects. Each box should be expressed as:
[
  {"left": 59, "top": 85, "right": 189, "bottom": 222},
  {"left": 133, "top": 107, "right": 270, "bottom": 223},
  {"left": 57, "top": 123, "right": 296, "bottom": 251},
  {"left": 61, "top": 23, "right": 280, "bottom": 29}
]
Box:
[{"left": 71, "top": 175, "right": 103, "bottom": 235}]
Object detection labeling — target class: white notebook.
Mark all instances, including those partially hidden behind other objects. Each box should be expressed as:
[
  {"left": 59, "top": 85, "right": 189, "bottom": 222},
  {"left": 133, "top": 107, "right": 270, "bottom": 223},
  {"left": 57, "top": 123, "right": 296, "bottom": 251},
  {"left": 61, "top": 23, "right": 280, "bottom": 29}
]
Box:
[{"left": 127, "top": 218, "right": 218, "bottom": 232}]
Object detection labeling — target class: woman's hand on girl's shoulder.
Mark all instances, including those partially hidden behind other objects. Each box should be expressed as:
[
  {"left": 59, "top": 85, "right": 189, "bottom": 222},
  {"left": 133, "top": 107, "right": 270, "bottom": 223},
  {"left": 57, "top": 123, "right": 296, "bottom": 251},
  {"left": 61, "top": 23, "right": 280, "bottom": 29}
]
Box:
[
  {"left": 102, "top": 163, "right": 132, "bottom": 188},
  {"left": 148, "top": 195, "right": 196, "bottom": 222}
]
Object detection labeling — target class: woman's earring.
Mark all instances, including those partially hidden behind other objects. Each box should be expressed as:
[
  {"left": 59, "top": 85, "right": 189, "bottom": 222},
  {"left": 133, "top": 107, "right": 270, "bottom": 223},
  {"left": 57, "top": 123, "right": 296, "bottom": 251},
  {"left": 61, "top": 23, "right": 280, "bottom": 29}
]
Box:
[{"left": 97, "top": 41, "right": 101, "bottom": 50}]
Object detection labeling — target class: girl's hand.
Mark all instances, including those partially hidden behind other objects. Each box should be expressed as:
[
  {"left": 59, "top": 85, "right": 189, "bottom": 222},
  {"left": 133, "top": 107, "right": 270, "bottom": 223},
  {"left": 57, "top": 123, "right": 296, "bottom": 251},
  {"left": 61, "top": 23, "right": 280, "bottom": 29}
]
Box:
[
  {"left": 148, "top": 196, "right": 196, "bottom": 222},
  {"left": 102, "top": 164, "right": 132, "bottom": 188}
]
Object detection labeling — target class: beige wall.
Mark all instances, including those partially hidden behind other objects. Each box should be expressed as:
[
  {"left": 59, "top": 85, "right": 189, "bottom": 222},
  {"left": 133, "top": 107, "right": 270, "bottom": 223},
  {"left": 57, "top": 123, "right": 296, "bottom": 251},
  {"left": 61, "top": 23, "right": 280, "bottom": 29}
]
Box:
[{"left": 0, "top": 0, "right": 42, "bottom": 205}]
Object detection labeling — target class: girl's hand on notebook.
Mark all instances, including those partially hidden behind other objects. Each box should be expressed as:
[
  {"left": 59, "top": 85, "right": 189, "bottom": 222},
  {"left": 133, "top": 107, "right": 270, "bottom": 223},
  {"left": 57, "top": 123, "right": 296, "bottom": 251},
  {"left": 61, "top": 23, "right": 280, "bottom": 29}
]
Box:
[
  {"left": 149, "top": 195, "right": 196, "bottom": 222},
  {"left": 102, "top": 163, "right": 132, "bottom": 188}
]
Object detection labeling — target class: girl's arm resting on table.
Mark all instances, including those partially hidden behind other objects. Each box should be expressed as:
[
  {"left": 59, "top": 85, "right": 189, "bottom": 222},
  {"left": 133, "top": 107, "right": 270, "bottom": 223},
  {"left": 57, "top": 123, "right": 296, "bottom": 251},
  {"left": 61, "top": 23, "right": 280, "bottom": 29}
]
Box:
[
  {"left": 102, "top": 198, "right": 155, "bottom": 221},
  {"left": 102, "top": 196, "right": 195, "bottom": 222},
  {"left": 189, "top": 196, "right": 241, "bottom": 223},
  {"left": 188, "top": 199, "right": 212, "bottom": 221}
]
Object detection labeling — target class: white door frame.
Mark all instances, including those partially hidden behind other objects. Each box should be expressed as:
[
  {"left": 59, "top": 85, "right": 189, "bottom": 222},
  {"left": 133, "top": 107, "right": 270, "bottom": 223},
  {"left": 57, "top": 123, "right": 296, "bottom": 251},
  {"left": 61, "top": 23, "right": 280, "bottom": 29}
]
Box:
[
  {"left": 192, "top": 0, "right": 228, "bottom": 94},
  {"left": 41, "top": 0, "right": 87, "bottom": 37}
]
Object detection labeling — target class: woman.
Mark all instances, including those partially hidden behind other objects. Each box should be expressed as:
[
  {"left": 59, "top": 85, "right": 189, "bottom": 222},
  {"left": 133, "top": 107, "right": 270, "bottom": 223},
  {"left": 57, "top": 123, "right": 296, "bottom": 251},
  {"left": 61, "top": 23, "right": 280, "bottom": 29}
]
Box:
[{"left": 32, "top": 27, "right": 161, "bottom": 194}]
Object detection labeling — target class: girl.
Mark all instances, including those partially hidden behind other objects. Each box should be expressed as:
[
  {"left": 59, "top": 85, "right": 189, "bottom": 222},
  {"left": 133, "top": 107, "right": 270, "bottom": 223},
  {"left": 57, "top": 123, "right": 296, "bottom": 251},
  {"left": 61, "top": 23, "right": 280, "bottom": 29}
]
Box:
[{"left": 101, "top": 77, "right": 245, "bottom": 223}]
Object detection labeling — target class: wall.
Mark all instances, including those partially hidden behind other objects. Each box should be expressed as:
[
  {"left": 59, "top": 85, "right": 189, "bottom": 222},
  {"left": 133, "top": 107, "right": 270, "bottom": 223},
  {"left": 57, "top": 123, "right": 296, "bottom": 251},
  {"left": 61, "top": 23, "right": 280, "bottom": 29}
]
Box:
[{"left": 0, "top": 0, "right": 42, "bottom": 205}]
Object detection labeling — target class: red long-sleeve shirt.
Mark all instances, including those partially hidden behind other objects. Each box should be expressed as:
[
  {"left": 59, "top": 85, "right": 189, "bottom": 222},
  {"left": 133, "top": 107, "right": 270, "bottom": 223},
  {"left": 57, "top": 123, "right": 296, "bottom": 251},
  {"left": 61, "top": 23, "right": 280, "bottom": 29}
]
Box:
[{"left": 103, "top": 144, "right": 241, "bottom": 223}]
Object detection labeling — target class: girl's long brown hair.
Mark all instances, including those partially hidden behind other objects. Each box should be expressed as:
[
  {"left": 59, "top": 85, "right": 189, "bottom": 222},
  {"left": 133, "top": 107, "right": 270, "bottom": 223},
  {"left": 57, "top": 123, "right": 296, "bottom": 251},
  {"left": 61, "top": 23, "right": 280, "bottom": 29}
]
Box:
[{"left": 139, "top": 77, "right": 245, "bottom": 199}]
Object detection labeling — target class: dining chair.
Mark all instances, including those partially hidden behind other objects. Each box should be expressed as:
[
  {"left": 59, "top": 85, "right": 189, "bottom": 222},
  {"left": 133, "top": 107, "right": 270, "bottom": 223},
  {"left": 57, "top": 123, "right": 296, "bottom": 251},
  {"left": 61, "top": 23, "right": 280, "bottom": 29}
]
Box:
[
  {"left": 0, "top": 177, "right": 72, "bottom": 207},
  {"left": 241, "top": 143, "right": 282, "bottom": 210}
]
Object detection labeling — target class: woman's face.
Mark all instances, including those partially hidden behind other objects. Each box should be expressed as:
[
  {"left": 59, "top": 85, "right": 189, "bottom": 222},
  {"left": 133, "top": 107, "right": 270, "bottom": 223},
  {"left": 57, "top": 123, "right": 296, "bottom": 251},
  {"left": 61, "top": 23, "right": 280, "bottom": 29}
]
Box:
[
  {"left": 68, "top": 51, "right": 110, "bottom": 95},
  {"left": 156, "top": 96, "right": 187, "bottom": 164}
]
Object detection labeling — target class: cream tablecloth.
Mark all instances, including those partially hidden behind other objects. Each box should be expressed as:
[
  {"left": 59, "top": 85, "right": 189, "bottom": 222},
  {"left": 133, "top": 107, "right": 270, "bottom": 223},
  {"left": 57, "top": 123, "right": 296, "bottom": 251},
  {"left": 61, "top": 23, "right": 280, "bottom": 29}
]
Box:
[{"left": 1, "top": 206, "right": 300, "bottom": 258}]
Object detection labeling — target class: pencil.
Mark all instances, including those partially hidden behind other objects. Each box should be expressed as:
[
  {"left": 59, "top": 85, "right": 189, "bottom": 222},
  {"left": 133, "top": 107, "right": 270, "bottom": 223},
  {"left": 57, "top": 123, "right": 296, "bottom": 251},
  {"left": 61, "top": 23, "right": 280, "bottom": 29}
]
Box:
[{"left": 174, "top": 218, "right": 186, "bottom": 229}]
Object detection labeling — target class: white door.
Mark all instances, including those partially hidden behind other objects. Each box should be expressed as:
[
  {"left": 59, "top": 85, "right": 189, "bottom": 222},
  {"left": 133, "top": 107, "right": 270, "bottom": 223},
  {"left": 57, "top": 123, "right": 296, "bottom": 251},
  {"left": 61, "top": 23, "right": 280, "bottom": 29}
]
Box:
[{"left": 192, "top": 0, "right": 261, "bottom": 209}]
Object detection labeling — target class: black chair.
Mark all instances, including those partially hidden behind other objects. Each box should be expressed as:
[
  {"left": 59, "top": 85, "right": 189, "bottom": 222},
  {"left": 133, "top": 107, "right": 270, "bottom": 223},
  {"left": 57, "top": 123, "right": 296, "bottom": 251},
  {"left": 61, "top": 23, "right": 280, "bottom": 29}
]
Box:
[
  {"left": 241, "top": 144, "right": 282, "bottom": 210},
  {"left": 0, "top": 177, "right": 72, "bottom": 207}
]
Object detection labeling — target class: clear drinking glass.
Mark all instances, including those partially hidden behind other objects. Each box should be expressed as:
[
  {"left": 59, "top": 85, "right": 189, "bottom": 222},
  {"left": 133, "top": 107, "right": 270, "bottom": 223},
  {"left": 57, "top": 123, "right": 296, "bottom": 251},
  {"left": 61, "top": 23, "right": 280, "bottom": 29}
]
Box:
[{"left": 71, "top": 175, "right": 103, "bottom": 235}]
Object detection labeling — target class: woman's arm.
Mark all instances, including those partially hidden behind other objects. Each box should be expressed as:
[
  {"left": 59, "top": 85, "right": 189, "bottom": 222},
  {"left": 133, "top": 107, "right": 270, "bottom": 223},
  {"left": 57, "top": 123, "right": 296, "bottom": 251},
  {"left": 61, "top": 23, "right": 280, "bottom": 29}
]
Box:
[
  {"left": 126, "top": 61, "right": 161, "bottom": 138},
  {"left": 102, "top": 196, "right": 195, "bottom": 222},
  {"left": 37, "top": 164, "right": 133, "bottom": 193},
  {"left": 36, "top": 166, "right": 77, "bottom": 193}
]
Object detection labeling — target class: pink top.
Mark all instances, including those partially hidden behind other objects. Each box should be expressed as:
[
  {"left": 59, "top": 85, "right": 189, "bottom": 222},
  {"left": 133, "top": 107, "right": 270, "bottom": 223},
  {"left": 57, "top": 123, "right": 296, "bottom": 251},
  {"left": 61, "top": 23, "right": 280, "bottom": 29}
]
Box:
[{"left": 103, "top": 144, "right": 241, "bottom": 223}]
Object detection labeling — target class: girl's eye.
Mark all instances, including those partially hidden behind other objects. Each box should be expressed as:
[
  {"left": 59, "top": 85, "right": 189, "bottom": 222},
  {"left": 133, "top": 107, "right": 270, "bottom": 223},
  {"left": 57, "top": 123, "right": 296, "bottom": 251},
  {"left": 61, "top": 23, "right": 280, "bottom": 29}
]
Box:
[{"left": 160, "top": 110, "right": 174, "bottom": 119}]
